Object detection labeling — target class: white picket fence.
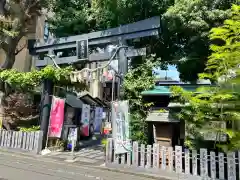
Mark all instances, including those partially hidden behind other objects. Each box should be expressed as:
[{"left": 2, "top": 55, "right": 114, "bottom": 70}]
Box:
[
  {"left": 106, "top": 138, "right": 239, "bottom": 180},
  {"left": 0, "top": 129, "right": 43, "bottom": 154}
]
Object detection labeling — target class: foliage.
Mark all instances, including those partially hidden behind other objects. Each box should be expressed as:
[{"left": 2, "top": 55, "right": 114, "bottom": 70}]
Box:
[
  {"left": 0, "top": 65, "right": 86, "bottom": 129},
  {"left": 48, "top": 0, "right": 172, "bottom": 37},
  {"left": 163, "top": 0, "right": 236, "bottom": 82},
  {"left": 123, "top": 55, "right": 158, "bottom": 144},
  {"left": 19, "top": 125, "right": 40, "bottom": 132},
  {"left": 0, "top": 65, "right": 74, "bottom": 91},
  {"left": 0, "top": 0, "right": 48, "bottom": 69},
  {"left": 171, "top": 4, "right": 240, "bottom": 151},
  {"left": 48, "top": 0, "right": 236, "bottom": 82}
]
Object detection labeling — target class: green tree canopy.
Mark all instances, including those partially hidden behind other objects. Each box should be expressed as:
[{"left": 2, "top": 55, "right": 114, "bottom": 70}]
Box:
[
  {"left": 171, "top": 4, "right": 240, "bottom": 151},
  {"left": 48, "top": 0, "right": 236, "bottom": 82}
]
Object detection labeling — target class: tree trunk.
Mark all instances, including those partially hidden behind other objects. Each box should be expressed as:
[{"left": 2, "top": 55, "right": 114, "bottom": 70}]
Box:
[
  {"left": 0, "top": 86, "right": 10, "bottom": 130},
  {"left": 0, "top": 38, "right": 18, "bottom": 130},
  {"left": 1, "top": 39, "right": 17, "bottom": 69}
]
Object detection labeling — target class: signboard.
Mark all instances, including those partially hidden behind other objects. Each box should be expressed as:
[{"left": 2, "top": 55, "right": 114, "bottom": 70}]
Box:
[
  {"left": 111, "top": 100, "right": 131, "bottom": 154},
  {"left": 186, "top": 121, "right": 227, "bottom": 142},
  {"left": 76, "top": 39, "right": 88, "bottom": 60},
  {"left": 48, "top": 96, "right": 65, "bottom": 138},
  {"left": 81, "top": 104, "right": 90, "bottom": 136},
  {"left": 94, "top": 107, "right": 103, "bottom": 132},
  {"left": 203, "top": 121, "right": 227, "bottom": 141},
  {"left": 68, "top": 128, "right": 78, "bottom": 141}
]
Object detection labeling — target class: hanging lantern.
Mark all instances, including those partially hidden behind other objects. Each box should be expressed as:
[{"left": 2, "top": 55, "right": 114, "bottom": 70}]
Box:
[
  {"left": 107, "top": 70, "right": 113, "bottom": 80},
  {"left": 77, "top": 71, "right": 82, "bottom": 82},
  {"left": 88, "top": 71, "right": 92, "bottom": 82},
  {"left": 92, "top": 71, "right": 97, "bottom": 80},
  {"left": 83, "top": 69, "right": 88, "bottom": 79},
  {"left": 70, "top": 72, "right": 77, "bottom": 82},
  {"left": 103, "top": 67, "right": 108, "bottom": 77}
]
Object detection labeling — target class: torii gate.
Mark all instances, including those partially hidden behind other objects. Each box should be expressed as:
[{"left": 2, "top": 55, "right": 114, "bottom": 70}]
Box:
[{"left": 29, "top": 16, "right": 161, "bottom": 149}]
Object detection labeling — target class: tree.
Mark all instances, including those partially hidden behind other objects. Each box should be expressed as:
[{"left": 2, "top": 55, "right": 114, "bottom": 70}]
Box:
[
  {"left": 48, "top": 0, "right": 174, "bottom": 37},
  {"left": 163, "top": 0, "right": 237, "bottom": 82},
  {"left": 0, "top": 0, "right": 47, "bottom": 69},
  {"left": 123, "top": 56, "right": 158, "bottom": 143},
  {"left": 171, "top": 4, "right": 240, "bottom": 151}
]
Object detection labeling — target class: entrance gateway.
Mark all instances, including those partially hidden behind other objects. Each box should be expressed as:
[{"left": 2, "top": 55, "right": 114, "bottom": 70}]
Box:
[{"left": 29, "top": 16, "right": 161, "bottom": 150}]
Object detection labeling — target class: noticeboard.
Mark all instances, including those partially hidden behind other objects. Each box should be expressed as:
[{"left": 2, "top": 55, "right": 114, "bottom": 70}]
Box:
[{"left": 111, "top": 100, "right": 131, "bottom": 154}]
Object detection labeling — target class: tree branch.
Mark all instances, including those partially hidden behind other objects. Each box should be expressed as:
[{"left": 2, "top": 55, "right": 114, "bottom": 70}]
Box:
[{"left": 15, "top": 42, "right": 27, "bottom": 55}]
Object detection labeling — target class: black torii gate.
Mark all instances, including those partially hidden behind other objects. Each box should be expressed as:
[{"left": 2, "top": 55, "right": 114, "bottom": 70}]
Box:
[{"left": 29, "top": 16, "right": 161, "bottom": 149}]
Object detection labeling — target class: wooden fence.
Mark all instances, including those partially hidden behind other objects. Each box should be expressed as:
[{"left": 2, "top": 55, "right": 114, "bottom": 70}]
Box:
[
  {"left": 106, "top": 138, "right": 239, "bottom": 180},
  {"left": 0, "top": 129, "right": 43, "bottom": 154}
]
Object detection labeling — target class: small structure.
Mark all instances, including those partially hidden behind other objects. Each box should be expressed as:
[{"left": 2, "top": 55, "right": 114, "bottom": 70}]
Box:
[
  {"left": 60, "top": 91, "right": 108, "bottom": 143},
  {"left": 142, "top": 81, "right": 210, "bottom": 147}
]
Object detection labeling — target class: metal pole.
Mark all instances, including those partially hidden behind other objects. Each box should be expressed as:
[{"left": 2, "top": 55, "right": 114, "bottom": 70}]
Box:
[
  {"left": 40, "top": 79, "right": 53, "bottom": 149},
  {"left": 111, "top": 73, "right": 115, "bottom": 101}
]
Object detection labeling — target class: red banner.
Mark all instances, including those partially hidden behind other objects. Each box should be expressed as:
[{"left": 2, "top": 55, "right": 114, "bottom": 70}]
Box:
[{"left": 48, "top": 96, "right": 65, "bottom": 138}]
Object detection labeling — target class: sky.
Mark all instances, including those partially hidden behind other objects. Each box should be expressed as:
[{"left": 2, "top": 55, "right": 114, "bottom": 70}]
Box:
[{"left": 153, "top": 65, "right": 180, "bottom": 81}]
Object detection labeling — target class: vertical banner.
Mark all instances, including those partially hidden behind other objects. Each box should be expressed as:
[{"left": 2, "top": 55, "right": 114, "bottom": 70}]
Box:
[
  {"left": 48, "top": 96, "right": 65, "bottom": 138},
  {"left": 111, "top": 100, "right": 131, "bottom": 154},
  {"left": 81, "top": 104, "right": 90, "bottom": 136},
  {"left": 94, "top": 107, "right": 103, "bottom": 132}
]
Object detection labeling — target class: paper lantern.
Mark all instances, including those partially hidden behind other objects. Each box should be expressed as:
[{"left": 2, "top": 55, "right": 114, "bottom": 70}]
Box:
[{"left": 70, "top": 73, "right": 77, "bottom": 82}]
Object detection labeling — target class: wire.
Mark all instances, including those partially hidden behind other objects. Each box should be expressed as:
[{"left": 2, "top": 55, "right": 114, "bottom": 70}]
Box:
[
  {"left": 71, "top": 45, "right": 128, "bottom": 75},
  {"left": 45, "top": 54, "right": 61, "bottom": 69}
]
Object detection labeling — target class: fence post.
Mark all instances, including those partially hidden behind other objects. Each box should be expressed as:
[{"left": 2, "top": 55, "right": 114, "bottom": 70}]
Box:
[
  {"left": 175, "top": 146, "right": 182, "bottom": 173},
  {"left": 132, "top": 141, "right": 139, "bottom": 167},
  {"left": 106, "top": 138, "right": 113, "bottom": 163},
  {"left": 146, "top": 145, "right": 152, "bottom": 168},
  {"left": 167, "top": 147, "right": 173, "bottom": 171},
  {"left": 161, "top": 146, "right": 166, "bottom": 170},
  {"left": 218, "top": 152, "right": 225, "bottom": 180},
  {"left": 22, "top": 131, "right": 27, "bottom": 150},
  {"left": 192, "top": 150, "right": 198, "bottom": 176},
  {"left": 17, "top": 131, "right": 23, "bottom": 149},
  {"left": 184, "top": 149, "right": 190, "bottom": 174},
  {"left": 33, "top": 131, "right": 43, "bottom": 154},
  {"left": 11, "top": 131, "right": 16, "bottom": 148},
  {"left": 0, "top": 129, "right": 4, "bottom": 146},
  {"left": 153, "top": 143, "right": 160, "bottom": 169},
  {"left": 200, "top": 148, "right": 208, "bottom": 178},
  {"left": 238, "top": 151, "right": 240, "bottom": 180},
  {"left": 29, "top": 132, "right": 35, "bottom": 151},
  {"left": 3, "top": 130, "right": 8, "bottom": 147},
  {"left": 227, "top": 152, "right": 236, "bottom": 180},
  {"left": 140, "top": 144, "right": 145, "bottom": 168},
  {"left": 210, "top": 151, "right": 216, "bottom": 179},
  {"left": 126, "top": 149, "right": 131, "bottom": 166},
  {"left": 6, "top": 131, "right": 12, "bottom": 147}
]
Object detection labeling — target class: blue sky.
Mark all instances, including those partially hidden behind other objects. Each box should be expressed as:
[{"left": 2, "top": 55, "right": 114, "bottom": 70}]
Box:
[{"left": 154, "top": 65, "right": 180, "bottom": 81}]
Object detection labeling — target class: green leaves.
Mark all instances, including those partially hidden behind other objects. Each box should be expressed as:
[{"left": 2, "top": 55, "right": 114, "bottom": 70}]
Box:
[
  {"left": 123, "top": 56, "right": 158, "bottom": 143},
  {"left": 0, "top": 66, "right": 73, "bottom": 92},
  {"left": 171, "top": 4, "right": 240, "bottom": 151}
]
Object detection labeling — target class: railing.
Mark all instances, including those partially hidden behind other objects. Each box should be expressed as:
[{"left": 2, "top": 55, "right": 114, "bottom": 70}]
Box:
[
  {"left": 106, "top": 138, "right": 239, "bottom": 180},
  {"left": 0, "top": 129, "right": 43, "bottom": 154}
]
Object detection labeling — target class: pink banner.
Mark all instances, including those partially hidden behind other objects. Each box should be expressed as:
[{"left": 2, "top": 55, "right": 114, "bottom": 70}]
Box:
[{"left": 48, "top": 96, "right": 65, "bottom": 138}]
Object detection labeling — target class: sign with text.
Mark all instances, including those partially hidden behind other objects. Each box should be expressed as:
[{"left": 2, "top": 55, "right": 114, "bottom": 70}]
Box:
[
  {"left": 76, "top": 39, "right": 88, "bottom": 60},
  {"left": 68, "top": 128, "right": 78, "bottom": 141},
  {"left": 48, "top": 96, "right": 65, "bottom": 138},
  {"left": 111, "top": 100, "right": 131, "bottom": 154},
  {"left": 186, "top": 121, "right": 227, "bottom": 142},
  {"left": 94, "top": 107, "right": 103, "bottom": 132},
  {"left": 81, "top": 104, "right": 90, "bottom": 136}
]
